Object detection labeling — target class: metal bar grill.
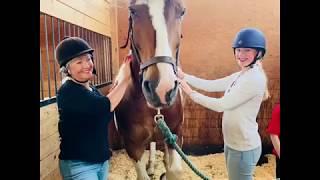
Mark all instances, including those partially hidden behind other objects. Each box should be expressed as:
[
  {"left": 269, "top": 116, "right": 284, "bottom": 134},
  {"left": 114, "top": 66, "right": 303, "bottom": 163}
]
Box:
[
  {"left": 40, "top": 13, "right": 113, "bottom": 106},
  {"left": 100, "top": 37, "right": 106, "bottom": 83},
  {"left": 73, "top": 24, "right": 76, "bottom": 36},
  {"left": 94, "top": 33, "right": 101, "bottom": 85},
  {"left": 44, "top": 14, "right": 51, "bottom": 98},
  {"left": 51, "top": 16, "right": 58, "bottom": 95},
  {"left": 63, "top": 21, "right": 66, "bottom": 37},
  {"left": 88, "top": 30, "right": 95, "bottom": 84},
  {"left": 68, "top": 23, "right": 71, "bottom": 36},
  {"left": 104, "top": 38, "right": 108, "bottom": 82},
  {"left": 81, "top": 27, "right": 84, "bottom": 39},
  {"left": 105, "top": 38, "right": 109, "bottom": 82},
  {"left": 106, "top": 37, "right": 110, "bottom": 82},
  {"left": 108, "top": 37, "right": 113, "bottom": 81},
  {"left": 57, "top": 19, "right": 62, "bottom": 82},
  {"left": 40, "top": 49, "right": 44, "bottom": 100},
  {"left": 104, "top": 38, "right": 109, "bottom": 82}
]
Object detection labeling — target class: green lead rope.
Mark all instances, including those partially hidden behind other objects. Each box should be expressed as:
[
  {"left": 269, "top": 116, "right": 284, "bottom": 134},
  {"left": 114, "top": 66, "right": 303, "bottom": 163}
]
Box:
[{"left": 155, "top": 115, "right": 211, "bottom": 180}]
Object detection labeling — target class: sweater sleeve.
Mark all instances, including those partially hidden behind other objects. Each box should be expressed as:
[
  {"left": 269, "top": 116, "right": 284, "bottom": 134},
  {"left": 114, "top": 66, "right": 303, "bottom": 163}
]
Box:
[
  {"left": 184, "top": 72, "right": 238, "bottom": 92},
  {"left": 188, "top": 78, "right": 263, "bottom": 112}
]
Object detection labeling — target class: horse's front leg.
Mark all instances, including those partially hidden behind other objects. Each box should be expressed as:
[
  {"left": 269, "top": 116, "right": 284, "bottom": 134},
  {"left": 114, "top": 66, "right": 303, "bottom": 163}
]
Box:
[
  {"left": 125, "top": 141, "right": 150, "bottom": 180},
  {"left": 161, "top": 142, "right": 183, "bottom": 180},
  {"left": 124, "top": 127, "right": 153, "bottom": 180}
]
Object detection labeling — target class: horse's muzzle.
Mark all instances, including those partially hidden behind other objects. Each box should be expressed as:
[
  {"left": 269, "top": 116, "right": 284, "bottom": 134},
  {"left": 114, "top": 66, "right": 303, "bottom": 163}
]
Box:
[{"left": 142, "top": 79, "right": 179, "bottom": 108}]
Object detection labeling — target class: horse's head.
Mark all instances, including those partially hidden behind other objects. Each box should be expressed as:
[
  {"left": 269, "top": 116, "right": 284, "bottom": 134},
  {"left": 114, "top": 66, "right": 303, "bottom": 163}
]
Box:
[{"left": 125, "top": 0, "right": 186, "bottom": 109}]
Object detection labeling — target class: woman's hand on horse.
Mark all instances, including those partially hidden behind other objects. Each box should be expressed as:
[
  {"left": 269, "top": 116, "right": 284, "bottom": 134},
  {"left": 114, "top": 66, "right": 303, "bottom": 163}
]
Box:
[
  {"left": 177, "top": 79, "right": 194, "bottom": 95},
  {"left": 122, "top": 59, "right": 132, "bottom": 81},
  {"left": 117, "top": 58, "right": 132, "bottom": 83},
  {"left": 177, "top": 67, "right": 185, "bottom": 79}
]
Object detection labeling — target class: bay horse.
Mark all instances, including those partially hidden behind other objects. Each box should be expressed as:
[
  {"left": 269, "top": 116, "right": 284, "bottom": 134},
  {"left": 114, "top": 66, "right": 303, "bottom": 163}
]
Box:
[{"left": 115, "top": 0, "right": 186, "bottom": 179}]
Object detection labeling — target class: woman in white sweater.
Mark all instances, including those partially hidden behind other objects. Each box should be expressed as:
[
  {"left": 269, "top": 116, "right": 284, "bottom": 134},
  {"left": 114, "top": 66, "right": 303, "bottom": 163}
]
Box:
[{"left": 178, "top": 27, "right": 270, "bottom": 180}]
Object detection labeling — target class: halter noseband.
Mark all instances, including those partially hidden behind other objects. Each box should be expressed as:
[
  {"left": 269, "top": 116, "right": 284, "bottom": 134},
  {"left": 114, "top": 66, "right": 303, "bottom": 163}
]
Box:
[{"left": 140, "top": 56, "right": 177, "bottom": 74}]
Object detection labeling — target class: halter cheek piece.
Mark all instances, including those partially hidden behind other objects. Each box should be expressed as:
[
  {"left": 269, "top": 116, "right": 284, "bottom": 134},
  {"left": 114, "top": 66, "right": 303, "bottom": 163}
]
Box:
[{"left": 121, "top": 16, "right": 181, "bottom": 75}]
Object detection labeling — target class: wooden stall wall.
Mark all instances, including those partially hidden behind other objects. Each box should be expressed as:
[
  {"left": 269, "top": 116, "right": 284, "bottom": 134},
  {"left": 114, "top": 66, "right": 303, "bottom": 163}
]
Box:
[{"left": 40, "top": 0, "right": 119, "bottom": 179}]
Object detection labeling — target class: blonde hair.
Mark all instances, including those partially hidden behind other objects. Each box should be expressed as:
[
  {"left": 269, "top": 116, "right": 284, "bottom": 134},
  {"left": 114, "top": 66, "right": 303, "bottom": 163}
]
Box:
[
  {"left": 256, "top": 61, "right": 270, "bottom": 101},
  {"left": 59, "top": 56, "right": 83, "bottom": 84},
  {"left": 59, "top": 61, "right": 73, "bottom": 84}
]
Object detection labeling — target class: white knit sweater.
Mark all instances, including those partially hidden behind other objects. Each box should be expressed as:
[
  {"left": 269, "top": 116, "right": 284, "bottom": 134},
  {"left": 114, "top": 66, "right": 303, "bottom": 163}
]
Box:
[{"left": 185, "top": 64, "right": 266, "bottom": 151}]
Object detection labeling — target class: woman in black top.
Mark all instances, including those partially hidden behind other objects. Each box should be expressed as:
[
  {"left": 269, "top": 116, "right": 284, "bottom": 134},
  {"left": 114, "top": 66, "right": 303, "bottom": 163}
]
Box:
[{"left": 55, "top": 37, "right": 131, "bottom": 180}]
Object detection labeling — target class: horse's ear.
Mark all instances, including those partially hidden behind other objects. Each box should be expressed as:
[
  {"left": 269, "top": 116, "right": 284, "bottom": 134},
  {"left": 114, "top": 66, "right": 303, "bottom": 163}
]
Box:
[
  {"left": 120, "top": 16, "right": 133, "bottom": 49},
  {"left": 63, "top": 36, "right": 71, "bottom": 40}
]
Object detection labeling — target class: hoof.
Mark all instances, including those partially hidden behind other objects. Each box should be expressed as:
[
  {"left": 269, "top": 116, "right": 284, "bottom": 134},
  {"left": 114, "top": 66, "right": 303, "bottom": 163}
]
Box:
[{"left": 160, "top": 173, "right": 166, "bottom": 180}]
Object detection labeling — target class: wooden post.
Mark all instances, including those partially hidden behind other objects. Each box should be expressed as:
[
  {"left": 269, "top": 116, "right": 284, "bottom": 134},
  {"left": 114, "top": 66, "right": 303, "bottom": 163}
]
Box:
[{"left": 147, "top": 141, "right": 156, "bottom": 175}]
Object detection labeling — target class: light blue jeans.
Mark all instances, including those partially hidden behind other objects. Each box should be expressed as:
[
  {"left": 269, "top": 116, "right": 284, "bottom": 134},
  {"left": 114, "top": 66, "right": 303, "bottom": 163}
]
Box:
[
  {"left": 224, "top": 145, "right": 262, "bottom": 180},
  {"left": 59, "top": 160, "right": 109, "bottom": 180}
]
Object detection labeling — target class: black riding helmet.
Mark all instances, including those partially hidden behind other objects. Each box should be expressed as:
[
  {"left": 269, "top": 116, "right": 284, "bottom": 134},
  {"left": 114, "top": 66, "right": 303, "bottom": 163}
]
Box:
[
  {"left": 232, "top": 28, "right": 266, "bottom": 67},
  {"left": 55, "top": 36, "right": 96, "bottom": 74}
]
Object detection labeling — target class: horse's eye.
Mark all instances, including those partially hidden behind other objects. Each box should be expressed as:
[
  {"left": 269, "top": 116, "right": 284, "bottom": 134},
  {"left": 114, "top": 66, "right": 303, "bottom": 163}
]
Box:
[
  {"left": 129, "top": 8, "right": 138, "bottom": 17},
  {"left": 176, "top": 7, "right": 186, "bottom": 19},
  {"left": 180, "top": 8, "right": 186, "bottom": 17}
]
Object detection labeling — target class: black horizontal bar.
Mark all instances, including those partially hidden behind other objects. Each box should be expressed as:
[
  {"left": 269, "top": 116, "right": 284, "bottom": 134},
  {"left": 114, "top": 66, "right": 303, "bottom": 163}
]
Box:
[
  {"left": 40, "top": 81, "right": 113, "bottom": 107},
  {"left": 95, "top": 81, "right": 112, "bottom": 89},
  {"left": 40, "top": 97, "right": 57, "bottom": 107}
]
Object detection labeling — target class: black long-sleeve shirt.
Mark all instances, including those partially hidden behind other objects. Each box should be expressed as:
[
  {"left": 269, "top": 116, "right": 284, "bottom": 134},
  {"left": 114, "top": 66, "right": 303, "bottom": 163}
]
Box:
[{"left": 57, "top": 80, "right": 113, "bottom": 163}]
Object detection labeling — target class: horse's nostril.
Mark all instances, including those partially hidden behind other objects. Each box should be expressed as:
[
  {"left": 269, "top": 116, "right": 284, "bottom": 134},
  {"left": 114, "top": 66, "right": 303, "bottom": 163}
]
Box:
[
  {"left": 165, "top": 81, "right": 178, "bottom": 104},
  {"left": 173, "top": 80, "right": 178, "bottom": 90},
  {"left": 143, "top": 80, "right": 154, "bottom": 94}
]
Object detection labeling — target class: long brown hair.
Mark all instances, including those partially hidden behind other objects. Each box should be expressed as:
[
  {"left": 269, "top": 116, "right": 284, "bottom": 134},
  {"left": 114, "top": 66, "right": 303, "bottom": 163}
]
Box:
[{"left": 257, "top": 61, "right": 270, "bottom": 101}]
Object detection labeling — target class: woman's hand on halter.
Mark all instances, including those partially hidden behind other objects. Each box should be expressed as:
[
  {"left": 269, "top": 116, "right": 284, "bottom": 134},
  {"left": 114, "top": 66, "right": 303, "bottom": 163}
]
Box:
[
  {"left": 177, "top": 67, "right": 185, "bottom": 79},
  {"left": 177, "top": 78, "right": 195, "bottom": 96}
]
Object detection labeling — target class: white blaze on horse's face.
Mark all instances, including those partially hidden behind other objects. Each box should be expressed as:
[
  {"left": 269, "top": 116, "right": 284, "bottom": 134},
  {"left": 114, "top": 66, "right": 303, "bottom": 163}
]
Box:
[
  {"left": 150, "top": 0, "right": 176, "bottom": 106},
  {"left": 148, "top": 0, "right": 172, "bottom": 57},
  {"left": 135, "top": 0, "right": 179, "bottom": 107}
]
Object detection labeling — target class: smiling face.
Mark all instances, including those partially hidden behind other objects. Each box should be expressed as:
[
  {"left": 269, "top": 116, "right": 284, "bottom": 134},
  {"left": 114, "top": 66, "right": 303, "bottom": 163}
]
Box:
[
  {"left": 234, "top": 48, "right": 259, "bottom": 69},
  {"left": 67, "top": 53, "right": 94, "bottom": 82},
  {"left": 129, "top": 0, "right": 185, "bottom": 109}
]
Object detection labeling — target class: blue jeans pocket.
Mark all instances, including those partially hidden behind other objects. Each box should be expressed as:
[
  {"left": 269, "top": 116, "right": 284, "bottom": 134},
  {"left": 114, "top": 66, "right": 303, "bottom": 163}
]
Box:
[
  {"left": 239, "top": 146, "right": 262, "bottom": 179},
  {"left": 59, "top": 160, "right": 109, "bottom": 180}
]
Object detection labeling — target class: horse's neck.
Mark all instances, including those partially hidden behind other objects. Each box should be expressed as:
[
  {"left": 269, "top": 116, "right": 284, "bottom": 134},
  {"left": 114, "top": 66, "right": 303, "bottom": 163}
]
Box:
[{"left": 126, "top": 67, "right": 143, "bottom": 100}]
